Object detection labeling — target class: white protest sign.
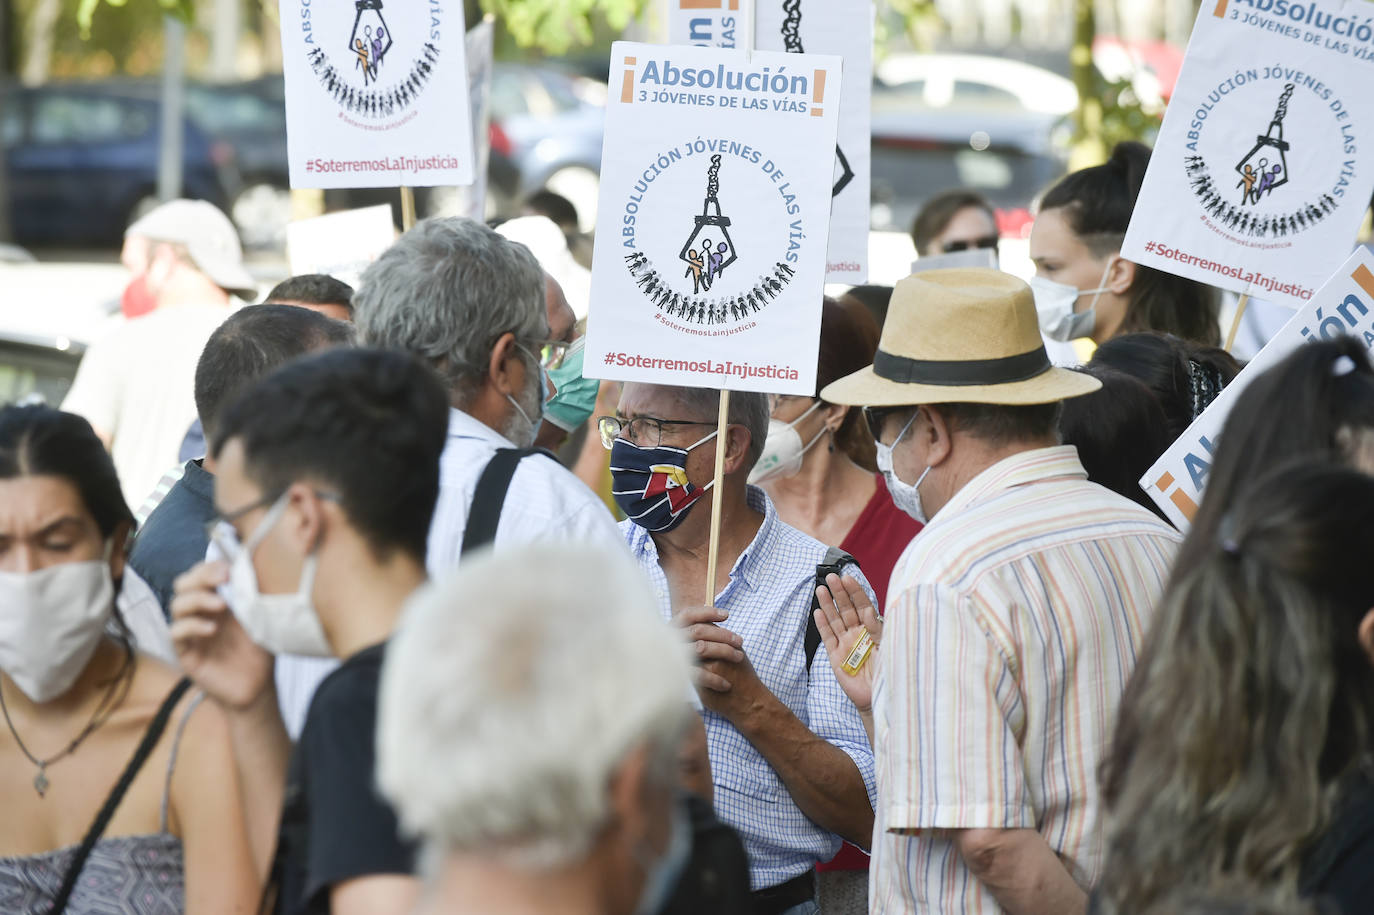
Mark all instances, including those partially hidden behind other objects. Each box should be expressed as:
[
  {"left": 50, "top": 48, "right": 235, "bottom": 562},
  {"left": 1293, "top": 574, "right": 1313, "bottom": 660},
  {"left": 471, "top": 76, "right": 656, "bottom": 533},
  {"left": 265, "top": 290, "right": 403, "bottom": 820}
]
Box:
[
  {"left": 1120, "top": 0, "right": 1374, "bottom": 309},
  {"left": 755, "top": 0, "right": 871, "bottom": 284},
  {"left": 280, "top": 0, "right": 474, "bottom": 189},
  {"left": 461, "top": 18, "right": 495, "bottom": 219},
  {"left": 286, "top": 204, "right": 396, "bottom": 289},
  {"left": 1143, "top": 247, "right": 1374, "bottom": 528},
  {"left": 667, "top": 0, "right": 753, "bottom": 49},
  {"left": 584, "top": 41, "right": 842, "bottom": 395}
]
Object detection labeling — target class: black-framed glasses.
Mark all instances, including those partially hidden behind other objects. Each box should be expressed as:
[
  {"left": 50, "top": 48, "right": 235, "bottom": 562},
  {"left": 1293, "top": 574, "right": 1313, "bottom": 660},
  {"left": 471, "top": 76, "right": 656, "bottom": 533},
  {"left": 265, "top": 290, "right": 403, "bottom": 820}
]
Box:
[
  {"left": 202, "top": 491, "right": 282, "bottom": 545},
  {"left": 598, "top": 415, "right": 716, "bottom": 450},
  {"left": 863, "top": 405, "right": 917, "bottom": 442},
  {"left": 941, "top": 235, "right": 1000, "bottom": 253}
]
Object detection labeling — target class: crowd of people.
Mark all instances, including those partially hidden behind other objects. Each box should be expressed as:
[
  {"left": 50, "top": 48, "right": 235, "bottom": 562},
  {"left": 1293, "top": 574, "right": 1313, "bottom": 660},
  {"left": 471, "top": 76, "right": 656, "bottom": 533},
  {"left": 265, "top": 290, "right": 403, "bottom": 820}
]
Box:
[{"left": 2, "top": 134, "right": 1373, "bottom": 915}]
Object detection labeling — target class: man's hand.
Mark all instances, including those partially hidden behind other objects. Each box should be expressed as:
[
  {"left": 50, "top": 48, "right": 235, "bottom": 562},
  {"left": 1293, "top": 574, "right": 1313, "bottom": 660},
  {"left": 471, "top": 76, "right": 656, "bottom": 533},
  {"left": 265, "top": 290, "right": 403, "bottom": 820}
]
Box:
[
  {"left": 673, "top": 605, "right": 744, "bottom": 693},
  {"left": 813, "top": 573, "right": 883, "bottom": 714},
  {"left": 170, "top": 560, "right": 274, "bottom": 712},
  {"left": 699, "top": 649, "right": 771, "bottom": 723}
]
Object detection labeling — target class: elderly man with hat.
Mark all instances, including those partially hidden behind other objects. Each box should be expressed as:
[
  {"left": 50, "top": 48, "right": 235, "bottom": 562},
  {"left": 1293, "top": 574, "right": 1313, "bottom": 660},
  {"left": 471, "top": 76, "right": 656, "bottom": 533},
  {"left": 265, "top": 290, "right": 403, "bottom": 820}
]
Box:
[
  {"left": 62, "top": 199, "right": 256, "bottom": 507},
  {"left": 820, "top": 269, "right": 1180, "bottom": 914}
]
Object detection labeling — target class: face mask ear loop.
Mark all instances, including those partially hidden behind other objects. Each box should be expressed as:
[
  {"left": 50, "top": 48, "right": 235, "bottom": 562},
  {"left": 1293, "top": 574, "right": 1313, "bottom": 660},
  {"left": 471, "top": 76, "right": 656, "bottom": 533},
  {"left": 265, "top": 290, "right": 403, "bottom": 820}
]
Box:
[{"left": 1084, "top": 256, "right": 1119, "bottom": 316}]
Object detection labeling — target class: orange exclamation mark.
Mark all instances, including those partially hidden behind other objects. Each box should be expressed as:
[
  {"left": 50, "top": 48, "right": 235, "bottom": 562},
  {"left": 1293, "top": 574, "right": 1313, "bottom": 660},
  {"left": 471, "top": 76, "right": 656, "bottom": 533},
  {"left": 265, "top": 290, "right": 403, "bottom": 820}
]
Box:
[
  {"left": 810, "top": 69, "right": 825, "bottom": 117},
  {"left": 1154, "top": 472, "right": 1199, "bottom": 521},
  {"left": 1352, "top": 263, "right": 1374, "bottom": 299},
  {"left": 620, "top": 57, "right": 637, "bottom": 104},
  {"left": 1213, "top": 0, "right": 1229, "bottom": 16}
]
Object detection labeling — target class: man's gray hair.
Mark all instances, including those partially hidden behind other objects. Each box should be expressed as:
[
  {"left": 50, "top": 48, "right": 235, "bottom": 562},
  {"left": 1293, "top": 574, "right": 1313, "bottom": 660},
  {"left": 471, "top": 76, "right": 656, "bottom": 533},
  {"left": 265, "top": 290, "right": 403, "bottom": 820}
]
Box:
[
  {"left": 673, "top": 388, "right": 769, "bottom": 471},
  {"left": 353, "top": 217, "right": 547, "bottom": 406}
]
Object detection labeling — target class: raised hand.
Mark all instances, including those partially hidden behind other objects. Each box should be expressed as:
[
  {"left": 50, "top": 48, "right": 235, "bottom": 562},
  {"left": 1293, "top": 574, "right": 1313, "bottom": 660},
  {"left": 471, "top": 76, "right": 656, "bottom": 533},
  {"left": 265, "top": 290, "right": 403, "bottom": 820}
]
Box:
[
  {"left": 169, "top": 561, "right": 274, "bottom": 712},
  {"left": 814, "top": 573, "right": 883, "bottom": 713}
]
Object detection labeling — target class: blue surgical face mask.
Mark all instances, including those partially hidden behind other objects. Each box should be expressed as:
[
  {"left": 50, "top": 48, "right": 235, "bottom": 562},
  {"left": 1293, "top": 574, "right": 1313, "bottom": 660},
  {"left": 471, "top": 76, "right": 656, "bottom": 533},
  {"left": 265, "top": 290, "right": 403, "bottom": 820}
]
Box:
[
  {"left": 544, "top": 338, "right": 599, "bottom": 432},
  {"left": 610, "top": 430, "right": 718, "bottom": 533}
]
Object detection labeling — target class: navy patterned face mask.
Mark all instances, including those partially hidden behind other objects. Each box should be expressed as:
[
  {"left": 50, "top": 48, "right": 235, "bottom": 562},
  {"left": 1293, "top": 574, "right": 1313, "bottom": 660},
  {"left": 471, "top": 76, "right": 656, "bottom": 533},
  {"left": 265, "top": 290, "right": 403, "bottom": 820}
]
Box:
[{"left": 610, "top": 431, "right": 718, "bottom": 533}]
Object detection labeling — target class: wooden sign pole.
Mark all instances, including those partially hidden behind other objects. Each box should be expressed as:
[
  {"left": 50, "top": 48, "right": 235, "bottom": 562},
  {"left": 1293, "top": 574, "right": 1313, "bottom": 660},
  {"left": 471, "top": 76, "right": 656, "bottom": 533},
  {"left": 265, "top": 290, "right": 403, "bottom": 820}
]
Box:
[
  {"left": 400, "top": 186, "right": 417, "bottom": 232},
  {"left": 702, "top": 389, "right": 732, "bottom": 604}
]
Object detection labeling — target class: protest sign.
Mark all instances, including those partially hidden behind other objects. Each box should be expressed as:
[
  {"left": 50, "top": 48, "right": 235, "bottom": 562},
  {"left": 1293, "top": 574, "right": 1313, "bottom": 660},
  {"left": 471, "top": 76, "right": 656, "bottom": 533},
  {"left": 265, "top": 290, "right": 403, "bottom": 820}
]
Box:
[
  {"left": 584, "top": 42, "right": 842, "bottom": 397},
  {"left": 279, "top": 0, "right": 474, "bottom": 190},
  {"left": 667, "top": 0, "right": 753, "bottom": 49},
  {"left": 1120, "top": 0, "right": 1374, "bottom": 309},
  {"left": 755, "top": 0, "right": 872, "bottom": 284},
  {"left": 1143, "top": 247, "right": 1374, "bottom": 528},
  {"left": 286, "top": 204, "right": 395, "bottom": 288}
]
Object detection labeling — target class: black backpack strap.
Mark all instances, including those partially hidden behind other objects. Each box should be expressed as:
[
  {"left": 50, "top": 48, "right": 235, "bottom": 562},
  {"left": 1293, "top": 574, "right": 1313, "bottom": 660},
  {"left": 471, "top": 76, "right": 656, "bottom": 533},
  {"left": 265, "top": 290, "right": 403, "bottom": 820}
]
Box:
[
  {"left": 48, "top": 676, "right": 193, "bottom": 915},
  {"left": 805, "top": 547, "right": 858, "bottom": 673},
  {"left": 459, "top": 447, "right": 551, "bottom": 557}
]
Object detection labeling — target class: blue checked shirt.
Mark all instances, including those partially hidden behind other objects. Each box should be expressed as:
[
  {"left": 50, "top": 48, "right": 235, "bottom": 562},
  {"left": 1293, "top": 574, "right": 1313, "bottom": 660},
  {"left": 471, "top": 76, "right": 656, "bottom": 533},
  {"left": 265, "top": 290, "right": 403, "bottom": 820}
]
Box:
[{"left": 622, "top": 486, "right": 878, "bottom": 890}]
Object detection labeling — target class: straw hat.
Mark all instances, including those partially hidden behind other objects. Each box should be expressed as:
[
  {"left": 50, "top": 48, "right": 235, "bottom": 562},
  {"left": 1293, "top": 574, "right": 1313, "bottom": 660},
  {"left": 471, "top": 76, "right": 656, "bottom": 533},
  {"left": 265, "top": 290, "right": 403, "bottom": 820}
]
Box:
[{"left": 822, "top": 268, "right": 1101, "bottom": 407}]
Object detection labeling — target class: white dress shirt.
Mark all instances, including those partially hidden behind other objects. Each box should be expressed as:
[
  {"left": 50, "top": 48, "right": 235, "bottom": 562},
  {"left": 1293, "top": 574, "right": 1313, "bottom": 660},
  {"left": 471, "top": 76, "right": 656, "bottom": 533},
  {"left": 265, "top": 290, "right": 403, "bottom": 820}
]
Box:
[{"left": 426, "top": 408, "right": 624, "bottom": 575}]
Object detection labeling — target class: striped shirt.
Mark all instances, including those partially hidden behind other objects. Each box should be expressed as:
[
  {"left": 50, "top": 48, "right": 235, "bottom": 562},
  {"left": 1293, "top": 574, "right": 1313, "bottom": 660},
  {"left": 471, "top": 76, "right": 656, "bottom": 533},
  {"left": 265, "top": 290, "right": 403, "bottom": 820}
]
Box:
[
  {"left": 623, "top": 486, "right": 878, "bottom": 890},
  {"left": 870, "top": 446, "right": 1179, "bottom": 914}
]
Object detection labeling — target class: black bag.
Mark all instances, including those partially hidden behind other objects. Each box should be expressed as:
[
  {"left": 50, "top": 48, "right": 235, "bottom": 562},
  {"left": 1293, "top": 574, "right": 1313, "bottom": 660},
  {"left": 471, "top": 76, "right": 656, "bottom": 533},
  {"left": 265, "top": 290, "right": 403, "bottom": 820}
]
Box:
[{"left": 805, "top": 547, "right": 858, "bottom": 673}]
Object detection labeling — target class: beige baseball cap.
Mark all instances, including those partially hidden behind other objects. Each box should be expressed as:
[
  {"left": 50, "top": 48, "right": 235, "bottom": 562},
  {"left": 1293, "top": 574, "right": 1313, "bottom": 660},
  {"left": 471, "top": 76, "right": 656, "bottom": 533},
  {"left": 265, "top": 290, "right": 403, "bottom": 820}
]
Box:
[{"left": 126, "top": 199, "right": 257, "bottom": 299}]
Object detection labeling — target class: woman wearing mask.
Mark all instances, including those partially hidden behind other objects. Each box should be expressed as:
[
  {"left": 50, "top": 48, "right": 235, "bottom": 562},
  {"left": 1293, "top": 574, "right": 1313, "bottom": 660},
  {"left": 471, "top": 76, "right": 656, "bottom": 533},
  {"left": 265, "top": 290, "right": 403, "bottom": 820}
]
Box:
[
  {"left": 1092, "top": 460, "right": 1374, "bottom": 914},
  {"left": 1029, "top": 141, "right": 1221, "bottom": 347},
  {"left": 752, "top": 297, "right": 922, "bottom": 611},
  {"left": 0, "top": 406, "right": 256, "bottom": 913}
]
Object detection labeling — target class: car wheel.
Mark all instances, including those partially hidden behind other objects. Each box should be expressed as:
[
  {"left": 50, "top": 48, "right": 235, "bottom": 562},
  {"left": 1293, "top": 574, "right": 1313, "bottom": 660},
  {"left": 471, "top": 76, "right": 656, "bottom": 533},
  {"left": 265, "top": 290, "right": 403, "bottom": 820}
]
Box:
[
  {"left": 232, "top": 182, "right": 293, "bottom": 250},
  {"left": 543, "top": 166, "right": 600, "bottom": 234}
]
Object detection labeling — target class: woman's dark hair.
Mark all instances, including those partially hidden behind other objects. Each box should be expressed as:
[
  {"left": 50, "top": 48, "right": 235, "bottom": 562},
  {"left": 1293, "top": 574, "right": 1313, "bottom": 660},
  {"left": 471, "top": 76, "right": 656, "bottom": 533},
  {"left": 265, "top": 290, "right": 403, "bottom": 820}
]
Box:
[
  {"left": 841, "top": 284, "right": 894, "bottom": 331},
  {"left": 910, "top": 189, "right": 996, "bottom": 255},
  {"left": 1040, "top": 142, "right": 1221, "bottom": 345},
  {"left": 1096, "top": 460, "right": 1374, "bottom": 913},
  {"left": 0, "top": 405, "right": 134, "bottom": 539},
  {"left": 1059, "top": 365, "right": 1171, "bottom": 518},
  {"left": 0, "top": 405, "right": 138, "bottom": 670},
  {"left": 1091, "top": 332, "right": 1241, "bottom": 444},
  {"left": 1177, "top": 338, "right": 1374, "bottom": 585},
  {"left": 816, "top": 297, "right": 881, "bottom": 472}
]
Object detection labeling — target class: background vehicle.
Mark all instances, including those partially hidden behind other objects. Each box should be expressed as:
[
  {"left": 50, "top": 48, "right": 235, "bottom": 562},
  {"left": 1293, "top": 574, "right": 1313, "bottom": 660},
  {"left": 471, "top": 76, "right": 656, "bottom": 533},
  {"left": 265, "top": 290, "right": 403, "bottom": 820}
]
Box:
[
  {"left": 868, "top": 54, "right": 1074, "bottom": 237},
  {"left": 1, "top": 82, "right": 238, "bottom": 247}
]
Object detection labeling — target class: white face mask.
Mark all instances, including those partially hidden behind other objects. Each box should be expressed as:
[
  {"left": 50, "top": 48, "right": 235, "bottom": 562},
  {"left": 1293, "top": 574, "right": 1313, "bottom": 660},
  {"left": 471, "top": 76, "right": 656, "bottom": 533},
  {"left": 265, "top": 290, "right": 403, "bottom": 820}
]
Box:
[
  {"left": 749, "top": 400, "right": 826, "bottom": 484},
  {"left": 0, "top": 553, "right": 115, "bottom": 703},
  {"left": 1030, "top": 259, "right": 1116, "bottom": 342},
  {"left": 224, "top": 493, "right": 332, "bottom": 658},
  {"left": 873, "top": 411, "right": 932, "bottom": 523}
]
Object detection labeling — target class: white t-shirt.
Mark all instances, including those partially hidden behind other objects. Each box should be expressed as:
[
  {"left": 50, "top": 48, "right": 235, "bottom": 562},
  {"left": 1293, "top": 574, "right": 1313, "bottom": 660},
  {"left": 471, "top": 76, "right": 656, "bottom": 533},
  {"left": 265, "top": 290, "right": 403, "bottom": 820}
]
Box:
[{"left": 63, "top": 303, "right": 233, "bottom": 509}]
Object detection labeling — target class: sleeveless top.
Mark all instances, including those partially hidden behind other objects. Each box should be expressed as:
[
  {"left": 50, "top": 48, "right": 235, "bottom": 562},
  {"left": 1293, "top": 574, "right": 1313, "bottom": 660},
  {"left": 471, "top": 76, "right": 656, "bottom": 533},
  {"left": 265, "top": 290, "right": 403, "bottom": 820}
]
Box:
[{"left": 0, "top": 692, "right": 204, "bottom": 915}]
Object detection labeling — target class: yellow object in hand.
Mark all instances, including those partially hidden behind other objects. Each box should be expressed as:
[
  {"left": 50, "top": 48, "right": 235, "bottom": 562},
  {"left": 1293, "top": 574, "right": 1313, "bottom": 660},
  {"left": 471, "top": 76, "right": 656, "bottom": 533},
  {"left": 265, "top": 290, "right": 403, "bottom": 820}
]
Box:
[{"left": 840, "top": 630, "right": 874, "bottom": 676}]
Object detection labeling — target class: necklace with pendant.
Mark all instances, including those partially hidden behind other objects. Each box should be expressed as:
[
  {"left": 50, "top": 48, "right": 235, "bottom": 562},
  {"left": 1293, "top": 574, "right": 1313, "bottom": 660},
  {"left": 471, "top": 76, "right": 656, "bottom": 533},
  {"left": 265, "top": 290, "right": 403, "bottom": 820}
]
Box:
[{"left": 1, "top": 671, "right": 125, "bottom": 798}]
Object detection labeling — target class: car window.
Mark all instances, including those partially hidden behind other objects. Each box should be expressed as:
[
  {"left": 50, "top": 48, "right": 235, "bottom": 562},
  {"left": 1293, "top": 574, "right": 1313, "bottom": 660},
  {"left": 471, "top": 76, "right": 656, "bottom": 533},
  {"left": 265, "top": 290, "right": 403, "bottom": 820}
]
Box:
[
  {"left": 185, "top": 87, "right": 284, "bottom": 133},
  {"left": 872, "top": 78, "right": 928, "bottom": 111},
  {"left": 1, "top": 98, "right": 22, "bottom": 145},
  {"left": 30, "top": 94, "right": 150, "bottom": 144},
  {"left": 538, "top": 72, "right": 583, "bottom": 114},
  {"left": 951, "top": 80, "right": 1022, "bottom": 108},
  {"left": 490, "top": 71, "right": 530, "bottom": 118}
]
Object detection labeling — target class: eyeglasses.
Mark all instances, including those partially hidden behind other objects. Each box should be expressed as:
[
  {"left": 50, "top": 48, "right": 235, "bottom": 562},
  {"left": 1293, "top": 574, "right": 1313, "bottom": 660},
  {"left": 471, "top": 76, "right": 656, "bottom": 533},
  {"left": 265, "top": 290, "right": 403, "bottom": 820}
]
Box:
[
  {"left": 941, "top": 235, "right": 1000, "bottom": 253},
  {"left": 598, "top": 415, "right": 716, "bottom": 450},
  {"left": 539, "top": 340, "right": 572, "bottom": 370},
  {"left": 862, "top": 406, "right": 917, "bottom": 442},
  {"left": 203, "top": 491, "right": 282, "bottom": 548}
]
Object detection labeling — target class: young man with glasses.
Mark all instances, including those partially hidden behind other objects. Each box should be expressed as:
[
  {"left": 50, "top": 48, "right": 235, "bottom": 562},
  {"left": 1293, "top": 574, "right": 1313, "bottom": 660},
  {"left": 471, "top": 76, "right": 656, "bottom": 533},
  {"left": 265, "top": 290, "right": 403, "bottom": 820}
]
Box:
[{"left": 168, "top": 347, "right": 449, "bottom": 915}]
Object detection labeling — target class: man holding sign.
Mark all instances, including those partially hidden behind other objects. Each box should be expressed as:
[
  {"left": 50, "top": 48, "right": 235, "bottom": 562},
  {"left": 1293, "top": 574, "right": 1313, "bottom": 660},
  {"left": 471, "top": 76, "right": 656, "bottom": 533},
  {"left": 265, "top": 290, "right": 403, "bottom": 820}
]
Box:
[
  {"left": 822, "top": 270, "right": 1180, "bottom": 914},
  {"left": 604, "top": 383, "right": 875, "bottom": 914}
]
